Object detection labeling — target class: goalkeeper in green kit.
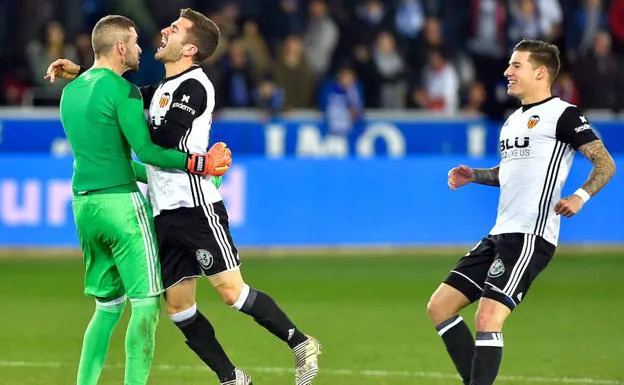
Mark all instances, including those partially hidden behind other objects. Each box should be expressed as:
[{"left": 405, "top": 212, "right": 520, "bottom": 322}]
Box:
[{"left": 54, "top": 15, "right": 231, "bottom": 385}]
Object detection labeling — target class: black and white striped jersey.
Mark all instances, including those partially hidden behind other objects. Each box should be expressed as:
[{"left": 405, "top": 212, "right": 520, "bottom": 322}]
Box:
[
  {"left": 489, "top": 96, "right": 598, "bottom": 246},
  {"left": 144, "top": 66, "right": 220, "bottom": 216}
]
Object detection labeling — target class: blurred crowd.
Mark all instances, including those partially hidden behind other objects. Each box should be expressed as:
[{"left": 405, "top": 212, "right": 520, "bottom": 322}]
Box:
[{"left": 1, "top": 0, "right": 624, "bottom": 124}]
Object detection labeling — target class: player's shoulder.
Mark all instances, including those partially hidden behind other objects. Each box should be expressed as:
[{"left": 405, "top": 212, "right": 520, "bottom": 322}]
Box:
[
  {"left": 95, "top": 70, "right": 139, "bottom": 96},
  {"left": 541, "top": 97, "right": 577, "bottom": 117},
  {"left": 167, "top": 66, "right": 213, "bottom": 89},
  {"left": 546, "top": 98, "right": 587, "bottom": 124}
]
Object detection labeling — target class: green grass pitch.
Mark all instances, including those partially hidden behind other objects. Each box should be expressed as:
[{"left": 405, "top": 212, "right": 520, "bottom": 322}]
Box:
[{"left": 0, "top": 251, "right": 623, "bottom": 385}]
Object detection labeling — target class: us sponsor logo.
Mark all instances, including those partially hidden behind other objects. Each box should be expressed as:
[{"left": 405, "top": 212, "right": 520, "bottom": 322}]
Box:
[
  {"left": 159, "top": 93, "right": 171, "bottom": 108},
  {"left": 527, "top": 115, "right": 540, "bottom": 129}
]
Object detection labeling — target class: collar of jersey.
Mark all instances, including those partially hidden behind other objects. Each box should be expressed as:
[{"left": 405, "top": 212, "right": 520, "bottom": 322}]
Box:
[
  {"left": 521, "top": 96, "right": 557, "bottom": 112},
  {"left": 163, "top": 65, "right": 200, "bottom": 81}
]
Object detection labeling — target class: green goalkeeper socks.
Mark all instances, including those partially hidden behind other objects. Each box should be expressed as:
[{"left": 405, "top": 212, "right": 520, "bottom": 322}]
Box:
[
  {"left": 77, "top": 296, "right": 126, "bottom": 385},
  {"left": 124, "top": 296, "right": 160, "bottom": 385}
]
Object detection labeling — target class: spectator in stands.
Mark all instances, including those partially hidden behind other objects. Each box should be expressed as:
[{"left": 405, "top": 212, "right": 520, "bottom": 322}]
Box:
[
  {"left": 462, "top": 81, "right": 487, "bottom": 116},
  {"left": 412, "top": 49, "right": 460, "bottom": 114},
  {"left": 426, "top": 0, "right": 471, "bottom": 54},
  {"left": 508, "top": 0, "right": 546, "bottom": 43},
  {"left": 406, "top": 17, "right": 446, "bottom": 84},
  {"left": 608, "top": 0, "right": 624, "bottom": 54},
  {"left": 574, "top": 32, "right": 619, "bottom": 109},
  {"left": 552, "top": 71, "right": 580, "bottom": 105},
  {"left": 373, "top": 31, "right": 406, "bottom": 109},
  {"left": 352, "top": 44, "right": 382, "bottom": 108},
  {"left": 241, "top": 20, "right": 272, "bottom": 81},
  {"left": 26, "top": 20, "right": 77, "bottom": 105},
  {"left": 264, "top": 0, "right": 305, "bottom": 45},
  {"left": 275, "top": 35, "right": 316, "bottom": 109},
  {"left": 254, "top": 75, "right": 285, "bottom": 119},
  {"left": 319, "top": 66, "right": 364, "bottom": 136},
  {"left": 74, "top": 32, "right": 94, "bottom": 68},
  {"left": 565, "top": 0, "right": 608, "bottom": 60},
  {"left": 350, "top": 0, "right": 393, "bottom": 47},
  {"left": 220, "top": 39, "right": 256, "bottom": 108},
  {"left": 109, "top": 0, "right": 158, "bottom": 38},
  {"left": 535, "top": 0, "right": 563, "bottom": 42},
  {"left": 394, "top": 0, "right": 426, "bottom": 53},
  {"left": 303, "top": 0, "right": 339, "bottom": 78},
  {"left": 467, "top": 0, "right": 508, "bottom": 120},
  {"left": 216, "top": 1, "right": 241, "bottom": 43}
]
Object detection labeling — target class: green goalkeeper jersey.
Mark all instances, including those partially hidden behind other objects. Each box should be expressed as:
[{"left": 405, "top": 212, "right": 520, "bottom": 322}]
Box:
[{"left": 60, "top": 67, "right": 187, "bottom": 195}]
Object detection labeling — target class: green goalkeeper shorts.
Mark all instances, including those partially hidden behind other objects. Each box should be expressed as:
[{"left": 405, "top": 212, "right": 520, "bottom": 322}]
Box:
[{"left": 72, "top": 190, "right": 163, "bottom": 299}]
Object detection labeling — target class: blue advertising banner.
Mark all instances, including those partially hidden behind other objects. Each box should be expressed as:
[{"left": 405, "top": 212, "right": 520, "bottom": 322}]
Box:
[
  {"left": 0, "top": 155, "right": 621, "bottom": 247},
  {"left": 1, "top": 112, "right": 623, "bottom": 157}
]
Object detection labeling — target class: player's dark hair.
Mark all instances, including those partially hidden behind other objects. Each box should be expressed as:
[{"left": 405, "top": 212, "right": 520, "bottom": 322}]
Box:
[
  {"left": 180, "top": 8, "right": 220, "bottom": 63},
  {"left": 92, "top": 15, "right": 136, "bottom": 57},
  {"left": 513, "top": 39, "right": 561, "bottom": 83}
]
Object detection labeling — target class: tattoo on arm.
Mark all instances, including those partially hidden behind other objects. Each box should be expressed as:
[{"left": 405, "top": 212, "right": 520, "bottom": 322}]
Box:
[
  {"left": 578, "top": 140, "right": 616, "bottom": 196},
  {"left": 473, "top": 166, "right": 500, "bottom": 186}
]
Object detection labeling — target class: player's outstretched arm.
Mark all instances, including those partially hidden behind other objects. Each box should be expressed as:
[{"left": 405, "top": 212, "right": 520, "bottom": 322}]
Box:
[
  {"left": 45, "top": 59, "right": 157, "bottom": 108},
  {"left": 555, "top": 139, "right": 616, "bottom": 217},
  {"left": 44, "top": 59, "right": 81, "bottom": 83},
  {"left": 448, "top": 165, "right": 499, "bottom": 190}
]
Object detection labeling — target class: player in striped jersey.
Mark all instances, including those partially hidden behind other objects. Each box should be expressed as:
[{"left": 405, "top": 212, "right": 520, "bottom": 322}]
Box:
[
  {"left": 426, "top": 40, "right": 616, "bottom": 385},
  {"left": 145, "top": 10, "right": 320, "bottom": 385}
]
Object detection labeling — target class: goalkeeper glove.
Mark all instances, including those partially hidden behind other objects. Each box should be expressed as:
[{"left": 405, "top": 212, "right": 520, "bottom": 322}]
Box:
[{"left": 186, "top": 142, "right": 232, "bottom": 176}]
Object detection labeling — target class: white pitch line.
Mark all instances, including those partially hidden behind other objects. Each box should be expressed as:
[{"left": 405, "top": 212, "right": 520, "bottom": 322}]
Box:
[{"left": 0, "top": 360, "right": 622, "bottom": 384}]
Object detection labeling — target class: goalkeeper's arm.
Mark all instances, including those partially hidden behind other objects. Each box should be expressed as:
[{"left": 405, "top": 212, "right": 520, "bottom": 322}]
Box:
[
  {"left": 133, "top": 160, "right": 223, "bottom": 188},
  {"left": 132, "top": 161, "right": 148, "bottom": 183},
  {"left": 117, "top": 85, "right": 219, "bottom": 175}
]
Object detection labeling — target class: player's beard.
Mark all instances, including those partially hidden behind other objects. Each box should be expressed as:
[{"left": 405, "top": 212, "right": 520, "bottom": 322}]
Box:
[
  {"left": 125, "top": 56, "right": 140, "bottom": 71},
  {"left": 155, "top": 44, "right": 183, "bottom": 63},
  {"left": 127, "top": 56, "right": 140, "bottom": 71},
  {"left": 123, "top": 50, "right": 140, "bottom": 72}
]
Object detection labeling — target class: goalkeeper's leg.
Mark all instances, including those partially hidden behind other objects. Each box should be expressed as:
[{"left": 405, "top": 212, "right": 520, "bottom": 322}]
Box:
[
  {"left": 124, "top": 296, "right": 160, "bottom": 385},
  {"left": 77, "top": 297, "right": 126, "bottom": 385},
  {"left": 73, "top": 193, "right": 129, "bottom": 385},
  {"left": 106, "top": 191, "right": 164, "bottom": 384}
]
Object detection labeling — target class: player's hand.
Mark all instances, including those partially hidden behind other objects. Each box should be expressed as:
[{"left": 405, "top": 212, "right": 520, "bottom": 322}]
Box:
[
  {"left": 186, "top": 142, "right": 232, "bottom": 176},
  {"left": 448, "top": 165, "right": 475, "bottom": 191},
  {"left": 554, "top": 195, "right": 584, "bottom": 217},
  {"left": 44, "top": 59, "right": 81, "bottom": 83},
  {"left": 207, "top": 142, "right": 232, "bottom": 176}
]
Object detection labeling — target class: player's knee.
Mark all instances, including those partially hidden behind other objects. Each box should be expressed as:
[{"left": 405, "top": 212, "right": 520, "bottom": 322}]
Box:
[
  {"left": 475, "top": 309, "right": 494, "bottom": 331},
  {"left": 219, "top": 283, "right": 250, "bottom": 309},
  {"left": 166, "top": 295, "right": 195, "bottom": 316},
  {"left": 474, "top": 303, "right": 507, "bottom": 331},
  {"left": 219, "top": 285, "right": 243, "bottom": 306},
  {"left": 427, "top": 294, "right": 451, "bottom": 324}
]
